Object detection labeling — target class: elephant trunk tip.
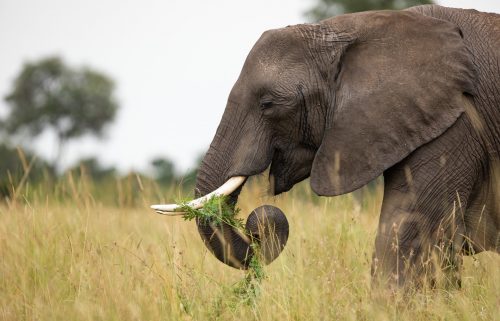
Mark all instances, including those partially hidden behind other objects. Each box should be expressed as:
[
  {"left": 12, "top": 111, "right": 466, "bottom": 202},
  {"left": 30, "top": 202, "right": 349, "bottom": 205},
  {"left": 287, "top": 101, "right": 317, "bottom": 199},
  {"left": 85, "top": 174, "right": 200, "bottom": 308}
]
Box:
[{"left": 246, "top": 205, "right": 289, "bottom": 265}]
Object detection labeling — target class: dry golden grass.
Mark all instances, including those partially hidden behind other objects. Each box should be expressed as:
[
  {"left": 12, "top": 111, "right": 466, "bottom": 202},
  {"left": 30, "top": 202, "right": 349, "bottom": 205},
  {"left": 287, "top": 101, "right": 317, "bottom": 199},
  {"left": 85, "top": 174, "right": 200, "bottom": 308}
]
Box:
[{"left": 0, "top": 176, "right": 499, "bottom": 321}]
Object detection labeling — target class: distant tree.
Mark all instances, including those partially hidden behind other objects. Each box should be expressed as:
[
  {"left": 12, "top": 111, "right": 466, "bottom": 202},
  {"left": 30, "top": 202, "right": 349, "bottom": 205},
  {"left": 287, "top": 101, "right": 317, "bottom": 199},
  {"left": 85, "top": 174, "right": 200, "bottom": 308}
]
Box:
[
  {"left": 150, "top": 154, "right": 202, "bottom": 190},
  {"left": 305, "top": 0, "right": 434, "bottom": 21},
  {"left": 67, "top": 157, "right": 116, "bottom": 181},
  {"left": 150, "top": 157, "right": 176, "bottom": 186},
  {"left": 2, "top": 56, "right": 119, "bottom": 170}
]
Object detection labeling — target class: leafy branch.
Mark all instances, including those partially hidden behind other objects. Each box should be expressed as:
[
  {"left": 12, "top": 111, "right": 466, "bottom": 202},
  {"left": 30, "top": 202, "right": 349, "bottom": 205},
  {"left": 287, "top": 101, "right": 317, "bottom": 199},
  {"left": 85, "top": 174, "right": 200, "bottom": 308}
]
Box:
[
  {"left": 178, "top": 195, "right": 266, "bottom": 306},
  {"left": 179, "top": 195, "right": 244, "bottom": 229}
]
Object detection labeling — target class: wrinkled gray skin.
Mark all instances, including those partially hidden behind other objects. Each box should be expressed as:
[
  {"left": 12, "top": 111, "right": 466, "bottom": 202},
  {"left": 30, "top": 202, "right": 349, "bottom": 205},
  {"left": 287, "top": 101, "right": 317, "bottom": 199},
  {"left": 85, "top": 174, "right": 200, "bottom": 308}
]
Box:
[{"left": 194, "top": 5, "right": 500, "bottom": 287}]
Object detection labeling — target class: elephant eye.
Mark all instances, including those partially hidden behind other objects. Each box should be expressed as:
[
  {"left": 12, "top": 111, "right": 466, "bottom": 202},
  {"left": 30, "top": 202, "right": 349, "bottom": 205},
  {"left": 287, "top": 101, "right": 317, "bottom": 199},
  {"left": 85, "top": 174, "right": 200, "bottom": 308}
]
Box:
[{"left": 260, "top": 101, "right": 273, "bottom": 110}]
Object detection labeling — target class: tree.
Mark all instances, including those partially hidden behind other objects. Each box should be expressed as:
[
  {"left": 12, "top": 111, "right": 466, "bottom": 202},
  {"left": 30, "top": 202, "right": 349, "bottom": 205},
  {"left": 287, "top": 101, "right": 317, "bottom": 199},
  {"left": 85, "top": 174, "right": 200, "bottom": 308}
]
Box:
[
  {"left": 2, "top": 56, "right": 119, "bottom": 170},
  {"left": 66, "top": 157, "right": 116, "bottom": 181},
  {"left": 305, "top": 0, "right": 434, "bottom": 21},
  {"left": 150, "top": 157, "right": 176, "bottom": 186},
  {"left": 150, "top": 154, "right": 202, "bottom": 190}
]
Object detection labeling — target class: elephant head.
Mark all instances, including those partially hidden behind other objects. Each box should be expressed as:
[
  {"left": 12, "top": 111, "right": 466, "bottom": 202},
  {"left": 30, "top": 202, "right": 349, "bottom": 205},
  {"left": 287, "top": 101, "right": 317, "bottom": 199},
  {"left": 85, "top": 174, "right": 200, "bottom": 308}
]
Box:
[{"left": 155, "top": 10, "right": 475, "bottom": 270}]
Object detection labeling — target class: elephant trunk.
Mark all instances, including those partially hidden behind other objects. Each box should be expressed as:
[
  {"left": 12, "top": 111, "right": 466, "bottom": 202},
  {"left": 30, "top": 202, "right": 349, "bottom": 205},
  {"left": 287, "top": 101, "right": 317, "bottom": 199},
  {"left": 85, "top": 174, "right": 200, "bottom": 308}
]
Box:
[
  {"left": 195, "top": 163, "right": 252, "bottom": 268},
  {"left": 195, "top": 149, "right": 289, "bottom": 269}
]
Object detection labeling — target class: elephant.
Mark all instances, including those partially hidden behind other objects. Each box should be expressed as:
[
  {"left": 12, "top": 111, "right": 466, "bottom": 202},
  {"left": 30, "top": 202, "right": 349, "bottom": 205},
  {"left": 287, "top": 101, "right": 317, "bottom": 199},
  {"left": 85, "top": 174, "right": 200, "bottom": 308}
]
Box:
[{"left": 154, "top": 5, "right": 500, "bottom": 287}]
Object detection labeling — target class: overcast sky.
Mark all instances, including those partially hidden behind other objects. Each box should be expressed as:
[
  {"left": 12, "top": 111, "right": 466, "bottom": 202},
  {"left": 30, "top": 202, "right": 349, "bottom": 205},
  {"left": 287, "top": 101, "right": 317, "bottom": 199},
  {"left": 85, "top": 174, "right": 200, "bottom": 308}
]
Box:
[{"left": 1, "top": 0, "right": 499, "bottom": 174}]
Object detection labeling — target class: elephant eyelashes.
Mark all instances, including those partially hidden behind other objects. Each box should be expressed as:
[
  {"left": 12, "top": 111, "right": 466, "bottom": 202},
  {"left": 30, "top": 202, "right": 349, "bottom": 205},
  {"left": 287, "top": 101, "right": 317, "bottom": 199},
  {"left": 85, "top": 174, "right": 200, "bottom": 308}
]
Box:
[{"left": 260, "top": 101, "right": 273, "bottom": 110}]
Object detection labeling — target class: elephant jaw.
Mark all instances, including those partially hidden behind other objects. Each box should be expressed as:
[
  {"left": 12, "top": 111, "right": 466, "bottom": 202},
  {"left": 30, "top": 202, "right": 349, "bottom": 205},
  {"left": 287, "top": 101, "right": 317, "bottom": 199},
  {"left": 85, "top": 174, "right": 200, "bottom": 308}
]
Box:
[{"left": 151, "top": 176, "right": 246, "bottom": 215}]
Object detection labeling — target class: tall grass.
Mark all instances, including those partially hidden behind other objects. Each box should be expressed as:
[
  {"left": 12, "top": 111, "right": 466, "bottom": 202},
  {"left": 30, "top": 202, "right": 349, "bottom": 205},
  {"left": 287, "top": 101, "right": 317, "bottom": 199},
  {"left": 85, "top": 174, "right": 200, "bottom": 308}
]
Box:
[{"left": 0, "top": 173, "right": 498, "bottom": 320}]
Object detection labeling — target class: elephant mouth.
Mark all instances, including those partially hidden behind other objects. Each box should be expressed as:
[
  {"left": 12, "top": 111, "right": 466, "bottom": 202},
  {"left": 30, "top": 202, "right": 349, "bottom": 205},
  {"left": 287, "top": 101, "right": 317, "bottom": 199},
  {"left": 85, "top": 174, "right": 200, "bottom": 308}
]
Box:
[{"left": 269, "top": 146, "right": 315, "bottom": 195}]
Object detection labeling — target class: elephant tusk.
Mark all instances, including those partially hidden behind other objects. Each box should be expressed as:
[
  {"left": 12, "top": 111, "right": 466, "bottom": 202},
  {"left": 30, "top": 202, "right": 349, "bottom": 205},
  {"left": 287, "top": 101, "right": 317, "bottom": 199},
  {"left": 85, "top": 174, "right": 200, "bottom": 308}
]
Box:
[{"left": 151, "top": 176, "right": 246, "bottom": 216}]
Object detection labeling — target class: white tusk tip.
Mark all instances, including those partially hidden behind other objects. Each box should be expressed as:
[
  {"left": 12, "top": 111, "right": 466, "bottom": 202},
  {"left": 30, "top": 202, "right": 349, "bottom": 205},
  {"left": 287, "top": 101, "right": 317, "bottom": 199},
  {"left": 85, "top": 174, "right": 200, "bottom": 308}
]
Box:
[
  {"left": 154, "top": 210, "right": 185, "bottom": 216},
  {"left": 150, "top": 204, "right": 180, "bottom": 212}
]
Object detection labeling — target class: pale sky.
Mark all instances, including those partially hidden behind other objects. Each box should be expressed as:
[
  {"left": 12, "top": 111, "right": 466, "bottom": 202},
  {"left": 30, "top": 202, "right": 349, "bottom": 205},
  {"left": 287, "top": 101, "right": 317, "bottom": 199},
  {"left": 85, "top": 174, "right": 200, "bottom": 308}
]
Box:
[{"left": 1, "top": 0, "right": 499, "bottom": 174}]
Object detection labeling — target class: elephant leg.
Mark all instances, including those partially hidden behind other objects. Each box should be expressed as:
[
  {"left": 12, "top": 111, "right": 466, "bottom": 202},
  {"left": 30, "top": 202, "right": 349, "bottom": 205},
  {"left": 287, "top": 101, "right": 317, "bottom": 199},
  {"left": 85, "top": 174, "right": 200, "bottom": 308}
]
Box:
[
  {"left": 371, "top": 116, "right": 485, "bottom": 288},
  {"left": 462, "top": 163, "right": 500, "bottom": 254}
]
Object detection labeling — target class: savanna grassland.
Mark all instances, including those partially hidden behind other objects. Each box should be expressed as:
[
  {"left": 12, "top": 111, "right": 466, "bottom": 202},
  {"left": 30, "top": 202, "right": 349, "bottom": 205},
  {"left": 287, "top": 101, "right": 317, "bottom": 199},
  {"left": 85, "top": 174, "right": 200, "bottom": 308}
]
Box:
[{"left": 0, "top": 173, "right": 499, "bottom": 321}]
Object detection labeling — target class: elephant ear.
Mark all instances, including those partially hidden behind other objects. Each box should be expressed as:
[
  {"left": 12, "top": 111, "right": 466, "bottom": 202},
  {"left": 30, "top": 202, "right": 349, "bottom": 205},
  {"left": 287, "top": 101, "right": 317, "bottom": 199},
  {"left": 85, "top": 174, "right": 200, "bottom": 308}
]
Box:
[{"left": 310, "top": 10, "right": 476, "bottom": 196}]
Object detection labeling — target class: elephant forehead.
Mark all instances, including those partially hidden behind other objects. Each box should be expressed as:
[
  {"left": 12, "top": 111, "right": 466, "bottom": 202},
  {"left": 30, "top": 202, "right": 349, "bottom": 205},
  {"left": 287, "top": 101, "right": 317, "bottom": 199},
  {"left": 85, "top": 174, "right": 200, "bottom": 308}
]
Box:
[
  {"left": 234, "top": 28, "right": 315, "bottom": 96},
  {"left": 246, "top": 28, "right": 306, "bottom": 69},
  {"left": 254, "top": 60, "right": 291, "bottom": 80},
  {"left": 239, "top": 56, "right": 303, "bottom": 92},
  {"left": 241, "top": 61, "right": 306, "bottom": 95}
]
